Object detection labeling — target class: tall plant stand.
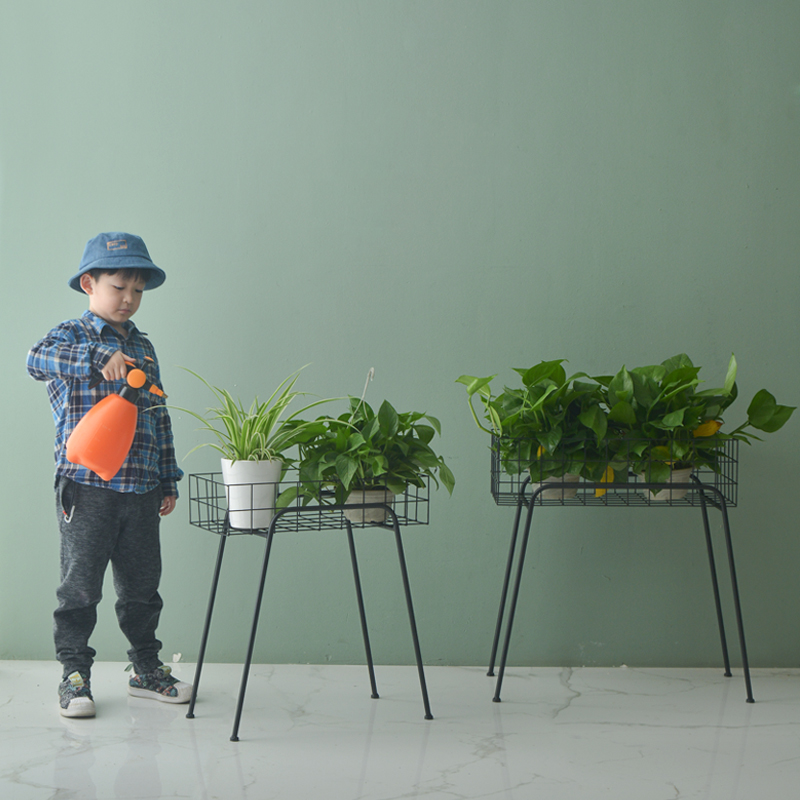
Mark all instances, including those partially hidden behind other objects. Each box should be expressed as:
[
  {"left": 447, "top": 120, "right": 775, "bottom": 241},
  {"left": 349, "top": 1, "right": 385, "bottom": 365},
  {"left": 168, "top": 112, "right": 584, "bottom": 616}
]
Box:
[
  {"left": 486, "top": 439, "right": 755, "bottom": 704},
  {"left": 185, "top": 473, "right": 434, "bottom": 742}
]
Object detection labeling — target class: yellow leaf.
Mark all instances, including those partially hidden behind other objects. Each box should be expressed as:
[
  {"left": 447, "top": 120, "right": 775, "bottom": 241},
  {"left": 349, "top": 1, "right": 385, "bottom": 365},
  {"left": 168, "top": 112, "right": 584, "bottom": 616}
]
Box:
[
  {"left": 537, "top": 445, "right": 545, "bottom": 458},
  {"left": 595, "top": 466, "right": 614, "bottom": 498},
  {"left": 693, "top": 419, "right": 722, "bottom": 438}
]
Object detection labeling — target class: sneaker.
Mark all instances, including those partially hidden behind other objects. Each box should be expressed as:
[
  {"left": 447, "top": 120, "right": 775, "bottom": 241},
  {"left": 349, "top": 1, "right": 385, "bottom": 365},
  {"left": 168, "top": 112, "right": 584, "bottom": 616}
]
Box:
[
  {"left": 59, "top": 671, "right": 96, "bottom": 718},
  {"left": 127, "top": 665, "right": 192, "bottom": 704}
]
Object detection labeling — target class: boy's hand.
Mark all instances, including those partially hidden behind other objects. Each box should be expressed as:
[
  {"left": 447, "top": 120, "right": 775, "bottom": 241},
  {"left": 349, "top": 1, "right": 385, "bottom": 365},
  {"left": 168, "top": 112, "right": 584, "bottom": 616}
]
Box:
[
  {"left": 101, "top": 351, "right": 134, "bottom": 382},
  {"left": 160, "top": 496, "right": 177, "bottom": 516}
]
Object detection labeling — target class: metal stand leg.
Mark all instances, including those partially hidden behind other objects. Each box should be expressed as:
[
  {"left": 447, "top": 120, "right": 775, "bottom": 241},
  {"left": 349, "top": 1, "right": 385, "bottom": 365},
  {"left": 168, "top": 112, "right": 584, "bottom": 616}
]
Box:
[
  {"left": 346, "top": 521, "right": 379, "bottom": 699},
  {"left": 696, "top": 487, "right": 732, "bottom": 677},
  {"left": 695, "top": 483, "right": 754, "bottom": 702},
  {"left": 187, "top": 529, "right": 228, "bottom": 719},
  {"left": 492, "top": 497, "right": 537, "bottom": 703},
  {"left": 487, "top": 494, "right": 525, "bottom": 677},
  {"left": 391, "top": 514, "right": 434, "bottom": 720},
  {"left": 718, "top": 497, "right": 755, "bottom": 703},
  {"left": 230, "top": 523, "right": 277, "bottom": 742}
]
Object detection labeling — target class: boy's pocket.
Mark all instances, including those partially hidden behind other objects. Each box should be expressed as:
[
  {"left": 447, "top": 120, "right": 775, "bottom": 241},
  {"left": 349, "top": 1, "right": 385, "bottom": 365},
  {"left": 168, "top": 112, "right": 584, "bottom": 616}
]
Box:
[{"left": 57, "top": 477, "right": 77, "bottom": 523}]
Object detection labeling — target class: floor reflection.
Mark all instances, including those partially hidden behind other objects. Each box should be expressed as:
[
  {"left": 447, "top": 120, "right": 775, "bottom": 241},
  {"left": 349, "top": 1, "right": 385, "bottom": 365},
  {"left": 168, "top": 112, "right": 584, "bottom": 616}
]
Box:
[{"left": 1, "top": 662, "right": 798, "bottom": 800}]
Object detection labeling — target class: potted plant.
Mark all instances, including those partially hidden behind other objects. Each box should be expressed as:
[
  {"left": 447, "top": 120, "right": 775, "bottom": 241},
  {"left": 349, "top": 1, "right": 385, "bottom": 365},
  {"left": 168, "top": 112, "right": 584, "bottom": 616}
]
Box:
[
  {"left": 459, "top": 354, "right": 794, "bottom": 502},
  {"left": 457, "top": 360, "right": 608, "bottom": 498},
  {"left": 178, "top": 367, "right": 332, "bottom": 528},
  {"left": 293, "top": 396, "right": 456, "bottom": 523},
  {"left": 594, "top": 353, "right": 795, "bottom": 500}
]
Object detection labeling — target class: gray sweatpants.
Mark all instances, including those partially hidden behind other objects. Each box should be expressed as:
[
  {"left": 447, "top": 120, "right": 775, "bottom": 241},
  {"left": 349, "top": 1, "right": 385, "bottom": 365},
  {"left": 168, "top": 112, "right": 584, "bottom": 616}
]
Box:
[{"left": 54, "top": 477, "right": 165, "bottom": 678}]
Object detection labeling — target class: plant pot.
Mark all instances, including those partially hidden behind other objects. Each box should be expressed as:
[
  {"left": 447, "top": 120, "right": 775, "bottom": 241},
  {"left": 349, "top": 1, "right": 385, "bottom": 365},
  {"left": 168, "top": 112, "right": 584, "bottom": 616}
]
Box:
[
  {"left": 529, "top": 472, "right": 580, "bottom": 500},
  {"left": 220, "top": 458, "right": 282, "bottom": 529},
  {"left": 344, "top": 488, "right": 395, "bottom": 524},
  {"left": 639, "top": 467, "right": 693, "bottom": 502}
]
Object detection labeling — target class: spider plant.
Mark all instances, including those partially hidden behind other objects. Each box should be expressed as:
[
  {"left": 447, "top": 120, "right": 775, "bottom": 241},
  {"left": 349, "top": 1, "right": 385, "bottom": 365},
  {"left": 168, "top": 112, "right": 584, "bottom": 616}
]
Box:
[{"left": 177, "top": 366, "right": 333, "bottom": 464}]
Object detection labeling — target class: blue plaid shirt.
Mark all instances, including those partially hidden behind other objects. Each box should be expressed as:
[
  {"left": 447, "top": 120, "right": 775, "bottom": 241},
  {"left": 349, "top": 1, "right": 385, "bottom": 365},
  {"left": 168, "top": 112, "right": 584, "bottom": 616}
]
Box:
[{"left": 27, "top": 310, "right": 183, "bottom": 497}]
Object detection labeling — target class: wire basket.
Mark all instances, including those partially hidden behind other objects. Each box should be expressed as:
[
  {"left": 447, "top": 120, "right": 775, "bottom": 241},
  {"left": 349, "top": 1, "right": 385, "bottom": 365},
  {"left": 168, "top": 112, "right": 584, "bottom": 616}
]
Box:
[
  {"left": 188, "top": 470, "right": 431, "bottom": 535},
  {"left": 489, "top": 435, "right": 738, "bottom": 508}
]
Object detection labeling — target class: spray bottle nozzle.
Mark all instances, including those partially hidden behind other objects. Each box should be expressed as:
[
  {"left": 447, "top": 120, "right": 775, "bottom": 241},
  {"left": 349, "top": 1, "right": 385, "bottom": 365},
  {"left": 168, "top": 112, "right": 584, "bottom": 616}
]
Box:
[
  {"left": 126, "top": 368, "right": 167, "bottom": 398},
  {"left": 88, "top": 359, "right": 167, "bottom": 398}
]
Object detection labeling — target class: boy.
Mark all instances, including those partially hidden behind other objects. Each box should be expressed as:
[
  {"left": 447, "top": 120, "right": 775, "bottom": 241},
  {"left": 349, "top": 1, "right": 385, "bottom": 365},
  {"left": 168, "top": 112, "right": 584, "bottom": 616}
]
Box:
[{"left": 27, "top": 232, "right": 190, "bottom": 718}]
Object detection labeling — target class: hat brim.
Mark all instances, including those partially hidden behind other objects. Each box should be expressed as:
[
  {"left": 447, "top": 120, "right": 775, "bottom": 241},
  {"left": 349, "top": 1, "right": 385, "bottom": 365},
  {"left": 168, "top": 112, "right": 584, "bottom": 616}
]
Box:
[{"left": 68, "top": 258, "right": 166, "bottom": 293}]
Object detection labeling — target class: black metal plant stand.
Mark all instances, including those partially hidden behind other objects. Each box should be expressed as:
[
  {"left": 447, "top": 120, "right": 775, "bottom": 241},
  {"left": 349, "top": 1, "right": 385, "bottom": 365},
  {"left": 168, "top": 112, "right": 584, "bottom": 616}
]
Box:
[
  {"left": 486, "top": 438, "right": 755, "bottom": 704},
  {"left": 185, "top": 473, "right": 434, "bottom": 742}
]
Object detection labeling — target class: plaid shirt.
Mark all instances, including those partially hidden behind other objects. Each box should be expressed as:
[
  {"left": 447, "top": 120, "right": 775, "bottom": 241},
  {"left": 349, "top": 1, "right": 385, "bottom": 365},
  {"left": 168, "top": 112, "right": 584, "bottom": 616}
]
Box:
[{"left": 27, "top": 310, "right": 183, "bottom": 497}]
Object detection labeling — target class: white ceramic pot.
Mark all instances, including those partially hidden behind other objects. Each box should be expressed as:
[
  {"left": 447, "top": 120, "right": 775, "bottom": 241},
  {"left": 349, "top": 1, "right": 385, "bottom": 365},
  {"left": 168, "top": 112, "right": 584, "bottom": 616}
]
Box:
[
  {"left": 220, "top": 458, "right": 282, "bottom": 529},
  {"left": 530, "top": 472, "right": 580, "bottom": 500},
  {"left": 641, "top": 467, "right": 693, "bottom": 502},
  {"left": 344, "top": 488, "right": 395, "bottom": 524}
]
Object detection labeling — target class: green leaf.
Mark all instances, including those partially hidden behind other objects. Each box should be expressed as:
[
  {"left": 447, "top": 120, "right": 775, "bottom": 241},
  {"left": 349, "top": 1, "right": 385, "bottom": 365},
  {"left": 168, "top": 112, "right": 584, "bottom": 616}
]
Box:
[
  {"left": 423, "top": 414, "right": 442, "bottom": 436},
  {"left": 438, "top": 462, "right": 456, "bottom": 495},
  {"left": 573, "top": 379, "right": 599, "bottom": 394},
  {"left": 646, "top": 461, "right": 673, "bottom": 485},
  {"left": 630, "top": 371, "right": 659, "bottom": 410},
  {"left": 276, "top": 486, "right": 301, "bottom": 509},
  {"left": 747, "top": 390, "right": 796, "bottom": 432},
  {"left": 346, "top": 432, "right": 367, "bottom": 451},
  {"left": 378, "top": 400, "right": 399, "bottom": 436},
  {"left": 724, "top": 354, "right": 737, "bottom": 395},
  {"left": 361, "top": 416, "right": 380, "bottom": 441},
  {"left": 578, "top": 405, "right": 607, "bottom": 441},
  {"left": 609, "top": 367, "right": 634, "bottom": 405},
  {"left": 528, "top": 384, "right": 559, "bottom": 412},
  {"left": 758, "top": 405, "right": 795, "bottom": 433},
  {"left": 379, "top": 478, "right": 403, "bottom": 495},
  {"left": 632, "top": 364, "right": 666, "bottom": 383},
  {"left": 455, "top": 374, "right": 495, "bottom": 398},
  {"left": 370, "top": 454, "right": 388, "bottom": 477},
  {"left": 662, "top": 408, "right": 685, "bottom": 428},
  {"left": 660, "top": 353, "right": 694, "bottom": 373},
  {"left": 608, "top": 400, "right": 637, "bottom": 426},
  {"left": 413, "top": 450, "right": 441, "bottom": 469},
  {"left": 414, "top": 425, "right": 436, "bottom": 445},
  {"left": 537, "top": 428, "right": 562, "bottom": 453},
  {"left": 661, "top": 366, "right": 700, "bottom": 392},
  {"left": 746, "top": 389, "right": 777, "bottom": 429},
  {"left": 515, "top": 360, "right": 565, "bottom": 388},
  {"left": 335, "top": 455, "right": 359, "bottom": 489},
  {"left": 650, "top": 446, "right": 672, "bottom": 461}
]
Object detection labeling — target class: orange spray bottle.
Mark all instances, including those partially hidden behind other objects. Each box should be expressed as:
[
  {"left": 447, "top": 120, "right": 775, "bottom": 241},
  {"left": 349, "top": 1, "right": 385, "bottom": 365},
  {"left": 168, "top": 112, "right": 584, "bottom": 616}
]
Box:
[{"left": 65, "top": 358, "right": 167, "bottom": 481}]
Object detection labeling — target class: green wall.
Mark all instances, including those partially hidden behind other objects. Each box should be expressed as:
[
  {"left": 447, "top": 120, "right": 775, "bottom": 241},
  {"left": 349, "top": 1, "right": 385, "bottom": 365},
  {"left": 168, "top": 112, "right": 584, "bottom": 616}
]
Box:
[{"left": 2, "top": 1, "right": 799, "bottom": 670}]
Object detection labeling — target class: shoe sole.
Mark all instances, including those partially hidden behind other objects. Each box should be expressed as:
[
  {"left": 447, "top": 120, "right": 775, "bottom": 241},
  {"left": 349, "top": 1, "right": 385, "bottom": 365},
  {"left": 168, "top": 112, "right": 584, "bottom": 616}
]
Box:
[
  {"left": 127, "top": 685, "right": 191, "bottom": 704},
  {"left": 59, "top": 698, "right": 96, "bottom": 718}
]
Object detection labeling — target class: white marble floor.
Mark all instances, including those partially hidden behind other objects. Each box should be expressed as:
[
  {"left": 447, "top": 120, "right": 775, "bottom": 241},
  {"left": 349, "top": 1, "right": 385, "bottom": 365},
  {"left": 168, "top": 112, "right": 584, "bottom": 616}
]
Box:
[{"left": 1, "top": 661, "right": 798, "bottom": 799}]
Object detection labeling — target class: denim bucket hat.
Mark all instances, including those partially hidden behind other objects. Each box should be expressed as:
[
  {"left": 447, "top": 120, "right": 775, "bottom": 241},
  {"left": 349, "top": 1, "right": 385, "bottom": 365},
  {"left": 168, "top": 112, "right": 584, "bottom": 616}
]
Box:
[{"left": 69, "top": 232, "right": 166, "bottom": 293}]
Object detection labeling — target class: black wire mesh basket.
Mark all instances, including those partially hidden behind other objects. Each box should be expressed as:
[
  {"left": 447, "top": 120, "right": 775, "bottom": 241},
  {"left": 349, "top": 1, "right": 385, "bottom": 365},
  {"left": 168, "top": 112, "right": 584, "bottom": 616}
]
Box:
[
  {"left": 189, "top": 469, "right": 431, "bottom": 535},
  {"left": 489, "top": 435, "right": 738, "bottom": 508}
]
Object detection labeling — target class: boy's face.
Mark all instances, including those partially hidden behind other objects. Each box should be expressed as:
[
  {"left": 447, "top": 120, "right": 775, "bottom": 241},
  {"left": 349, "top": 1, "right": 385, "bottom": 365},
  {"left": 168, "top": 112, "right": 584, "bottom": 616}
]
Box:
[{"left": 80, "top": 271, "right": 147, "bottom": 334}]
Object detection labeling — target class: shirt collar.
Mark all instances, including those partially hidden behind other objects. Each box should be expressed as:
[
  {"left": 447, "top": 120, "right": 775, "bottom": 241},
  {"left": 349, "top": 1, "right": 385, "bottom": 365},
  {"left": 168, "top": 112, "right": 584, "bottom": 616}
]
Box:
[{"left": 81, "top": 309, "right": 146, "bottom": 338}]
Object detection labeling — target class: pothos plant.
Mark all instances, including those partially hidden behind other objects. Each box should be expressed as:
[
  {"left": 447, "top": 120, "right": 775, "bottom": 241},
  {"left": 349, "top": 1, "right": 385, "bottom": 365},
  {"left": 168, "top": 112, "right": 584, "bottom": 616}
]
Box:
[
  {"left": 290, "top": 396, "right": 456, "bottom": 506},
  {"left": 594, "top": 353, "right": 796, "bottom": 484},
  {"left": 459, "top": 354, "right": 795, "bottom": 494},
  {"left": 457, "top": 360, "right": 608, "bottom": 483}
]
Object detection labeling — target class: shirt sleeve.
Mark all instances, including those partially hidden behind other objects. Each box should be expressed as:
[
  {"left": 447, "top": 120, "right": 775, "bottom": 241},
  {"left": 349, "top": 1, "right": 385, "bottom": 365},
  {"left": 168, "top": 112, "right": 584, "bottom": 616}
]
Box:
[
  {"left": 27, "top": 321, "right": 118, "bottom": 383},
  {"left": 156, "top": 407, "right": 184, "bottom": 498},
  {"left": 148, "top": 352, "right": 184, "bottom": 498}
]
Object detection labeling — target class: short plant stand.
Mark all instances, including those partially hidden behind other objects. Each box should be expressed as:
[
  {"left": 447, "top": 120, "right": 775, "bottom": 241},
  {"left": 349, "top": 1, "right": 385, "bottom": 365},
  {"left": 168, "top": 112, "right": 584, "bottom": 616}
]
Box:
[
  {"left": 487, "top": 438, "right": 755, "bottom": 703},
  {"left": 185, "top": 473, "right": 434, "bottom": 741}
]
